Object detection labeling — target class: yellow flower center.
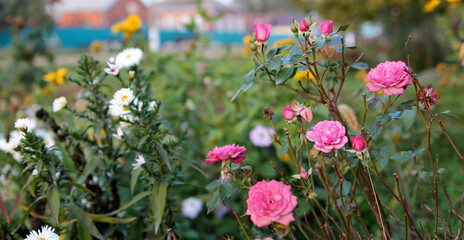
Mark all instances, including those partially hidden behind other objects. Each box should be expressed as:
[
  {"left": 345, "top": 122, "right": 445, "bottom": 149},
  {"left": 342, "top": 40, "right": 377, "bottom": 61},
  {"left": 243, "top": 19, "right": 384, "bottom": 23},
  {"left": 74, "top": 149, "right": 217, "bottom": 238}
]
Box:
[
  {"left": 39, "top": 238, "right": 45, "bottom": 240},
  {"left": 126, "top": 54, "right": 131, "bottom": 59},
  {"left": 121, "top": 95, "right": 128, "bottom": 102}
]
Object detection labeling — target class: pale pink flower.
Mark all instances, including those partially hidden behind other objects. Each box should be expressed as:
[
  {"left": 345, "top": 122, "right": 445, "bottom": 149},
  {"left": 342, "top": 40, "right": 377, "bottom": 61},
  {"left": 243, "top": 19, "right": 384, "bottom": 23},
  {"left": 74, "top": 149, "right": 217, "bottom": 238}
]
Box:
[
  {"left": 246, "top": 180, "right": 297, "bottom": 228},
  {"left": 365, "top": 61, "right": 412, "bottom": 96},
  {"left": 254, "top": 23, "right": 271, "bottom": 42},
  {"left": 104, "top": 61, "right": 121, "bottom": 76},
  {"left": 300, "top": 107, "right": 313, "bottom": 122},
  {"left": 249, "top": 125, "right": 274, "bottom": 147},
  {"left": 320, "top": 20, "right": 333, "bottom": 36},
  {"left": 299, "top": 19, "right": 309, "bottom": 31},
  {"left": 306, "top": 120, "right": 348, "bottom": 153},
  {"left": 300, "top": 171, "right": 309, "bottom": 179},
  {"left": 205, "top": 144, "right": 247, "bottom": 164},
  {"left": 352, "top": 135, "right": 365, "bottom": 151}
]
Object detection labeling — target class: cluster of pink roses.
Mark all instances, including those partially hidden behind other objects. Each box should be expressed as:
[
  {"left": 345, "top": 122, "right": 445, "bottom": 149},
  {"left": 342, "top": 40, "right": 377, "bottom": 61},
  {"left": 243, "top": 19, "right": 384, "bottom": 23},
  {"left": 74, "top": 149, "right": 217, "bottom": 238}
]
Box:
[{"left": 254, "top": 19, "right": 334, "bottom": 43}]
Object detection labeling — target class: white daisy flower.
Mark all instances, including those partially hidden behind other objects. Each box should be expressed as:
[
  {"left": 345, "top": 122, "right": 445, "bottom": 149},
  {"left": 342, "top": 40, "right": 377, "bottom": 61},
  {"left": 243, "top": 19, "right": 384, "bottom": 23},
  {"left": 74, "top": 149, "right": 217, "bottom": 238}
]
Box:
[
  {"left": 25, "top": 225, "right": 60, "bottom": 240},
  {"left": 14, "top": 118, "right": 35, "bottom": 131},
  {"left": 103, "top": 61, "right": 121, "bottom": 76},
  {"left": 113, "top": 88, "right": 134, "bottom": 106},
  {"left": 109, "top": 100, "right": 130, "bottom": 117},
  {"left": 181, "top": 197, "right": 203, "bottom": 219},
  {"left": 35, "top": 129, "right": 55, "bottom": 148},
  {"left": 6, "top": 130, "right": 25, "bottom": 151},
  {"left": 115, "top": 48, "right": 143, "bottom": 68},
  {"left": 132, "top": 154, "right": 145, "bottom": 170},
  {"left": 52, "top": 96, "right": 67, "bottom": 112}
]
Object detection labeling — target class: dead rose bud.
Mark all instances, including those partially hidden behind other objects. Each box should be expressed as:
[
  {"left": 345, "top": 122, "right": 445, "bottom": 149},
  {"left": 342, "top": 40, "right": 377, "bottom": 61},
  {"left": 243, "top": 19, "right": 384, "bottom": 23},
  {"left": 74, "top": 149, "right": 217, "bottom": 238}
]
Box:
[
  {"left": 418, "top": 86, "right": 439, "bottom": 109},
  {"left": 263, "top": 106, "right": 274, "bottom": 118}
]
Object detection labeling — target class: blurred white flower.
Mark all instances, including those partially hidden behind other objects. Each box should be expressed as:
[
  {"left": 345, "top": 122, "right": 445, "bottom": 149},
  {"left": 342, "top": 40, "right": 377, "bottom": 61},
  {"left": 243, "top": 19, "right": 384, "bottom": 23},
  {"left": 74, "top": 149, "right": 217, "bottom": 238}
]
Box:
[
  {"left": 182, "top": 197, "right": 203, "bottom": 219},
  {"left": 104, "top": 61, "right": 121, "bottom": 76},
  {"left": 132, "top": 154, "right": 145, "bottom": 170},
  {"left": 109, "top": 100, "right": 130, "bottom": 117},
  {"left": 14, "top": 118, "right": 36, "bottom": 131},
  {"left": 113, "top": 88, "right": 134, "bottom": 106},
  {"left": 32, "top": 169, "right": 39, "bottom": 176},
  {"left": 249, "top": 124, "right": 275, "bottom": 147},
  {"left": 113, "top": 127, "right": 124, "bottom": 140},
  {"left": 35, "top": 129, "right": 55, "bottom": 148},
  {"left": 25, "top": 226, "right": 60, "bottom": 240},
  {"left": 52, "top": 96, "right": 67, "bottom": 112},
  {"left": 115, "top": 48, "right": 143, "bottom": 68}
]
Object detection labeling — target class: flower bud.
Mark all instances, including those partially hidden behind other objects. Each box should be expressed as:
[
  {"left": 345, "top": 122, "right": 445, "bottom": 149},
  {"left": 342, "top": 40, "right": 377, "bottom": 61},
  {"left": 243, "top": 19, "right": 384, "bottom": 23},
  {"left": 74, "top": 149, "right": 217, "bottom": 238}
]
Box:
[
  {"left": 254, "top": 23, "right": 272, "bottom": 42},
  {"left": 320, "top": 20, "right": 333, "bottom": 36},
  {"left": 352, "top": 135, "right": 365, "bottom": 151},
  {"left": 299, "top": 107, "right": 313, "bottom": 122},
  {"left": 300, "top": 19, "right": 309, "bottom": 32},
  {"left": 282, "top": 105, "right": 296, "bottom": 120},
  {"left": 290, "top": 20, "right": 299, "bottom": 33},
  {"left": 249, "top": 42, "right": 257, "bottom": 52},
  {"left": 300, "top": 170, "right": 309, "bottom": 179}
]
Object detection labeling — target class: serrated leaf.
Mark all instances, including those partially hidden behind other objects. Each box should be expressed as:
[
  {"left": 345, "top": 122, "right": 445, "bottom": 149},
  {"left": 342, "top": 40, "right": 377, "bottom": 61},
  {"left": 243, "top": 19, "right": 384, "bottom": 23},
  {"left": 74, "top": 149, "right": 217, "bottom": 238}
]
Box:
[
  {"left": 231, "top": 82, "right": 254, "bottom": 101},
  {"left": 380, "top": 145, "right": 391, "bottom": 157},
  {"left": 105, "top": 191, "right": 150, "bottom": 216},
  {"left": 389, "top": 111, "right": 403, "bottom": 121},
  {"left": 369, "top": 123, "right": 383, "bottom": 141},
  {"left": 391, "top": 151, "right": 413, "bottom": 163},
  {"left": 206, "top": 190, "right": 220, "bottom": 214},
  {"left": 368, "top": 97, "right": 378, "bottom": 109},
  {"left": 275, "top": 67, "right": 296, "bottom": 85},
  {"left": 280, "top": 143, "right": 289, "bottom": 157},
  {"left": 314, "top": 37, "right": 325, "bottom": 49},
  {"left": 351, "top": 62, "right": 368, "bottom": 70},
  {"left": 205, "top": 180, "right": 221, "bottom": 191},
  {"left": 267, "top": 57, "right": 282, "bottom": 71},
  {"left": 47, "top": 187, "right": 60, "bottom": 224},
  {"left": 66, "top": 205, "right": 104, "bottom": 240},
  {"left": 378, "top": 158, "right": 389, "bottom": 168},
  {"left": 245, "top": 69, "right": 256, "bottom": 83},
  {"left": 152, "top": 182, "right": 167, "bottom": 234},
  {"left": 290, "top": 47, "right": 304, "bottom": 56},
  {"left": 131, "top": 167, "right": 143, "bottom": 195},
  {"left": 398, "top": 99, "right": 415, "bottom": 110}
]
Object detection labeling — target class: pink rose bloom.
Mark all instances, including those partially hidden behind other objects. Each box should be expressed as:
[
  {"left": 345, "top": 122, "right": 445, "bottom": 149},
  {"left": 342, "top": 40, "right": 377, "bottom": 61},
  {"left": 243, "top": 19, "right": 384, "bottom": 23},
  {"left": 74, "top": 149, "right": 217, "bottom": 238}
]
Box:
[
  {"left": 299, "top": 19, "right": 309, "bottom": 31},
  {"left": 246, "top": 180, "right": 297, "bottom": 228},
  {"left": 320, "top": 20, "right": 333, "bottom": 36},
  {"left": 365, "top": 61, "right": 412, "bottom": 96},
  {"left": 205, "top": 144, "right": 247, "bottom": 164},
  {"left": 282, "top": 105, "right": 296, "bottom": 120},
  {"left": 254, "top": 23, "right": 271, "bottom": 42},
  {"left": 352, "top": 135, "right": 365, "bottom": 151},
  {"left": 306, "top": 120, "right": 348, "bottom": 153}
]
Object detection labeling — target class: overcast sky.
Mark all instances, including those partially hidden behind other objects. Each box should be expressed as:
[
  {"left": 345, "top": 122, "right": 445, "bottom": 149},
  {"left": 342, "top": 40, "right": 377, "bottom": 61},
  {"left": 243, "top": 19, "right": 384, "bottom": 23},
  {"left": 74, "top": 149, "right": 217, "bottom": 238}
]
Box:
[{"left": 141, "top": 0, "right": 233, "bottom": 5}]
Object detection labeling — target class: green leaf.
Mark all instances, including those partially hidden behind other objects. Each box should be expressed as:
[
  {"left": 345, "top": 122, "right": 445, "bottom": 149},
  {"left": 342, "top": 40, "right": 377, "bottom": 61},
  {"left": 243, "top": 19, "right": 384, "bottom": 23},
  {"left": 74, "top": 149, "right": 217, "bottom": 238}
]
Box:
[
  {"left": 391, "top": 151, "right": 413, "bottom": 163},
  {"left": 314, "top": 37, "right": 325, "bottom": 49},
  {"left": 350, "top": 62, "right": 368, "bottom": 70},
  {"left": 341, "top": 181, "right": 351, "bottom": 196},
  {"left": 378, "top": 158, "right": 389, "bottom": 168},
  {"left": 206, "top": 189, "right": 220, "bottom": 214},
  {"left": 152, "top": 182, "right": 167, "bottom": 234},
  {"left": 267, "top": 56, "right": 282, "bottom": 71},
  {"left": 398, "top": 99, "right": 416, "bottom": 110},
  {"left": 105, "top": 191, "right": 150, "bottom": 216},
  {"left": 131, "top": 167, "right": 143, "bottom": 195},
  {"left": 280, "top": 143, "right": 289, "bottom": 157},
  {"left": 231, "top": 82, "right": 254, "bottom": 101},
  {"left": 245, "top": 69, "right": 256, "bottom": 83},
  {"left": 275, "top": 67, "right": 296, "bottom": 85},
  {"left": 47, "top": 187, "right": 60, "bottom": 224},
  {"left": 331, "top": 24, "right": 350, "bottom": 36},
  {"left": 156, "top": 146, "right": 172, "bottom": 172},
  {"left": 205, "top": 180, "right": 221, "bottom": 191},
  {"left": 369, "top": 123, "right": 383, "bottom": 141},
  {"left": 380, "top": 145, "right": 391, "bottom": 157},
  {"left": 66, "top": 205, "right": 104, "bottom": 240},
  {"left": 388, "top": 111, "right": 403, "bottom": 121}
]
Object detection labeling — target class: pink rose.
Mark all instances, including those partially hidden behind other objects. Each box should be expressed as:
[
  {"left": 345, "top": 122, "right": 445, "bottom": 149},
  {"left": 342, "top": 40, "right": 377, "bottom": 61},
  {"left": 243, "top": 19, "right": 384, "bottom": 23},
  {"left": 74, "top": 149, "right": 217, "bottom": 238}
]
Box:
[
  {"left": 300, "top": 107, "right": 313, "bottom": 122},
  {"left": 205, "top": 144, "right": 247, "bottom": 164},
  {"left": 306, "top": 120, "right": 348, "bottom": 153},
  {"left": 282, "top": 105, "right": 296, "bottom": 120},
  {"left": 299, "top": 19, "right": 309, "bottom": 31},
  {"left": 246, "top": 180, "right": 297, "bottom": 228},
  {"left": 254, "top": 23, "right": 271, "bottom": 42},
  {"left": 300, "top": 171, "right": 309, "bottom": 179},
  {"left": 320, "top": 20, "right": 333, "bottom": 36},
  {"left": 352, "top": 135, "right": 365, "bottom": 151},
  {"left": 365, "top": 61, "right": 412, "bottom": 96}
]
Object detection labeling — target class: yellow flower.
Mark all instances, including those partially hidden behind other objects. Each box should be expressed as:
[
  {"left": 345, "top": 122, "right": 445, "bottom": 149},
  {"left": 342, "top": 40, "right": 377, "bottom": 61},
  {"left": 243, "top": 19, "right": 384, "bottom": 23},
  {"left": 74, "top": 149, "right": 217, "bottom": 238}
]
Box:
[
  {"left": 43, "top": 68, "right": 66, "bottom": 86},
  {"left": 89, "top": 40, "right": 103, "bottom": 53},
  {"left": 424, "top": 0, "right": 441, "bottom": 12},
  {"left": 277, "top": 152, "right": 290, "bottom": 162},
  {"left": 125, "top": 14, "right": 142, "bottom": 32},
  {"left": 111, "top": 22, "right": 123, "bottom": 33},
  {"left": 447, "top": 0, "right": 460, "bottom": 8},
  {"left": 242, "top": 35, "right": 250, "bottom": 58},
  {"left": 272, "top": 38, "right": 295, "bottom": 48},
  {"left": 293, "top": 70, "right": 315, "bottom": 82}
]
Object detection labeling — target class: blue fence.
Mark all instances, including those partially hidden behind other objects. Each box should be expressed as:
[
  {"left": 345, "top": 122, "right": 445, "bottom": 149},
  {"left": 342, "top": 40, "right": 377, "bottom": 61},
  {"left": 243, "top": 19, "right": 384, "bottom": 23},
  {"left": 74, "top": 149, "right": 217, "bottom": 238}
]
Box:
[{"left": 0, "top": 27, "right": 296, "bottom": 49}]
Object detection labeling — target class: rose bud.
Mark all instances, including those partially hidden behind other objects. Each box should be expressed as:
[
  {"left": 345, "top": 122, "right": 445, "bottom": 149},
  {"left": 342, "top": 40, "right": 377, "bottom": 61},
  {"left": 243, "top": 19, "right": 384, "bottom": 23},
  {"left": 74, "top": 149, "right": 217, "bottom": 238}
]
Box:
[
  {"left": 282, "top": 105, "right": 296, "bottom": 120},
  {"left": 300, "top": 19, "right": 309, "bottom": 32},
  {"left": 300, "top": 107, "right": 313, "bottom": 122},
  {"left": 320, "top": 20, "right": 333, "bottom": 36},
  {"left": 300, "top": 171, "right": 309, "bottom": 179},
  {"left": 254, "top": 23, "right": 272, "bottom": 42},
  {"left": 352, "top": 135, "right": 366, "bottom": 151}
]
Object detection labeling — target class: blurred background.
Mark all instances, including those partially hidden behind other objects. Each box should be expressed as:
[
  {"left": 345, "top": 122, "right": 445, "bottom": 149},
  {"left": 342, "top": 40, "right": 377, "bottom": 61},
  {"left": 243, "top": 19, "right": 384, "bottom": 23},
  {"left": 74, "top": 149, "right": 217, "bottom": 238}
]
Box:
[{"left": 1, "top": 0, "right": 464, "bottom": 238}]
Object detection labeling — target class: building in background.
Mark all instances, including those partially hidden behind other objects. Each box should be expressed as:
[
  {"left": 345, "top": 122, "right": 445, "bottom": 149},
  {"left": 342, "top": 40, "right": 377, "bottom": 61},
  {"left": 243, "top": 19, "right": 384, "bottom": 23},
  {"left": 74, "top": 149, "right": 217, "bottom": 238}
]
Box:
[{"left": 52, "top": 0, "right": 148, "bottom": 28}]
